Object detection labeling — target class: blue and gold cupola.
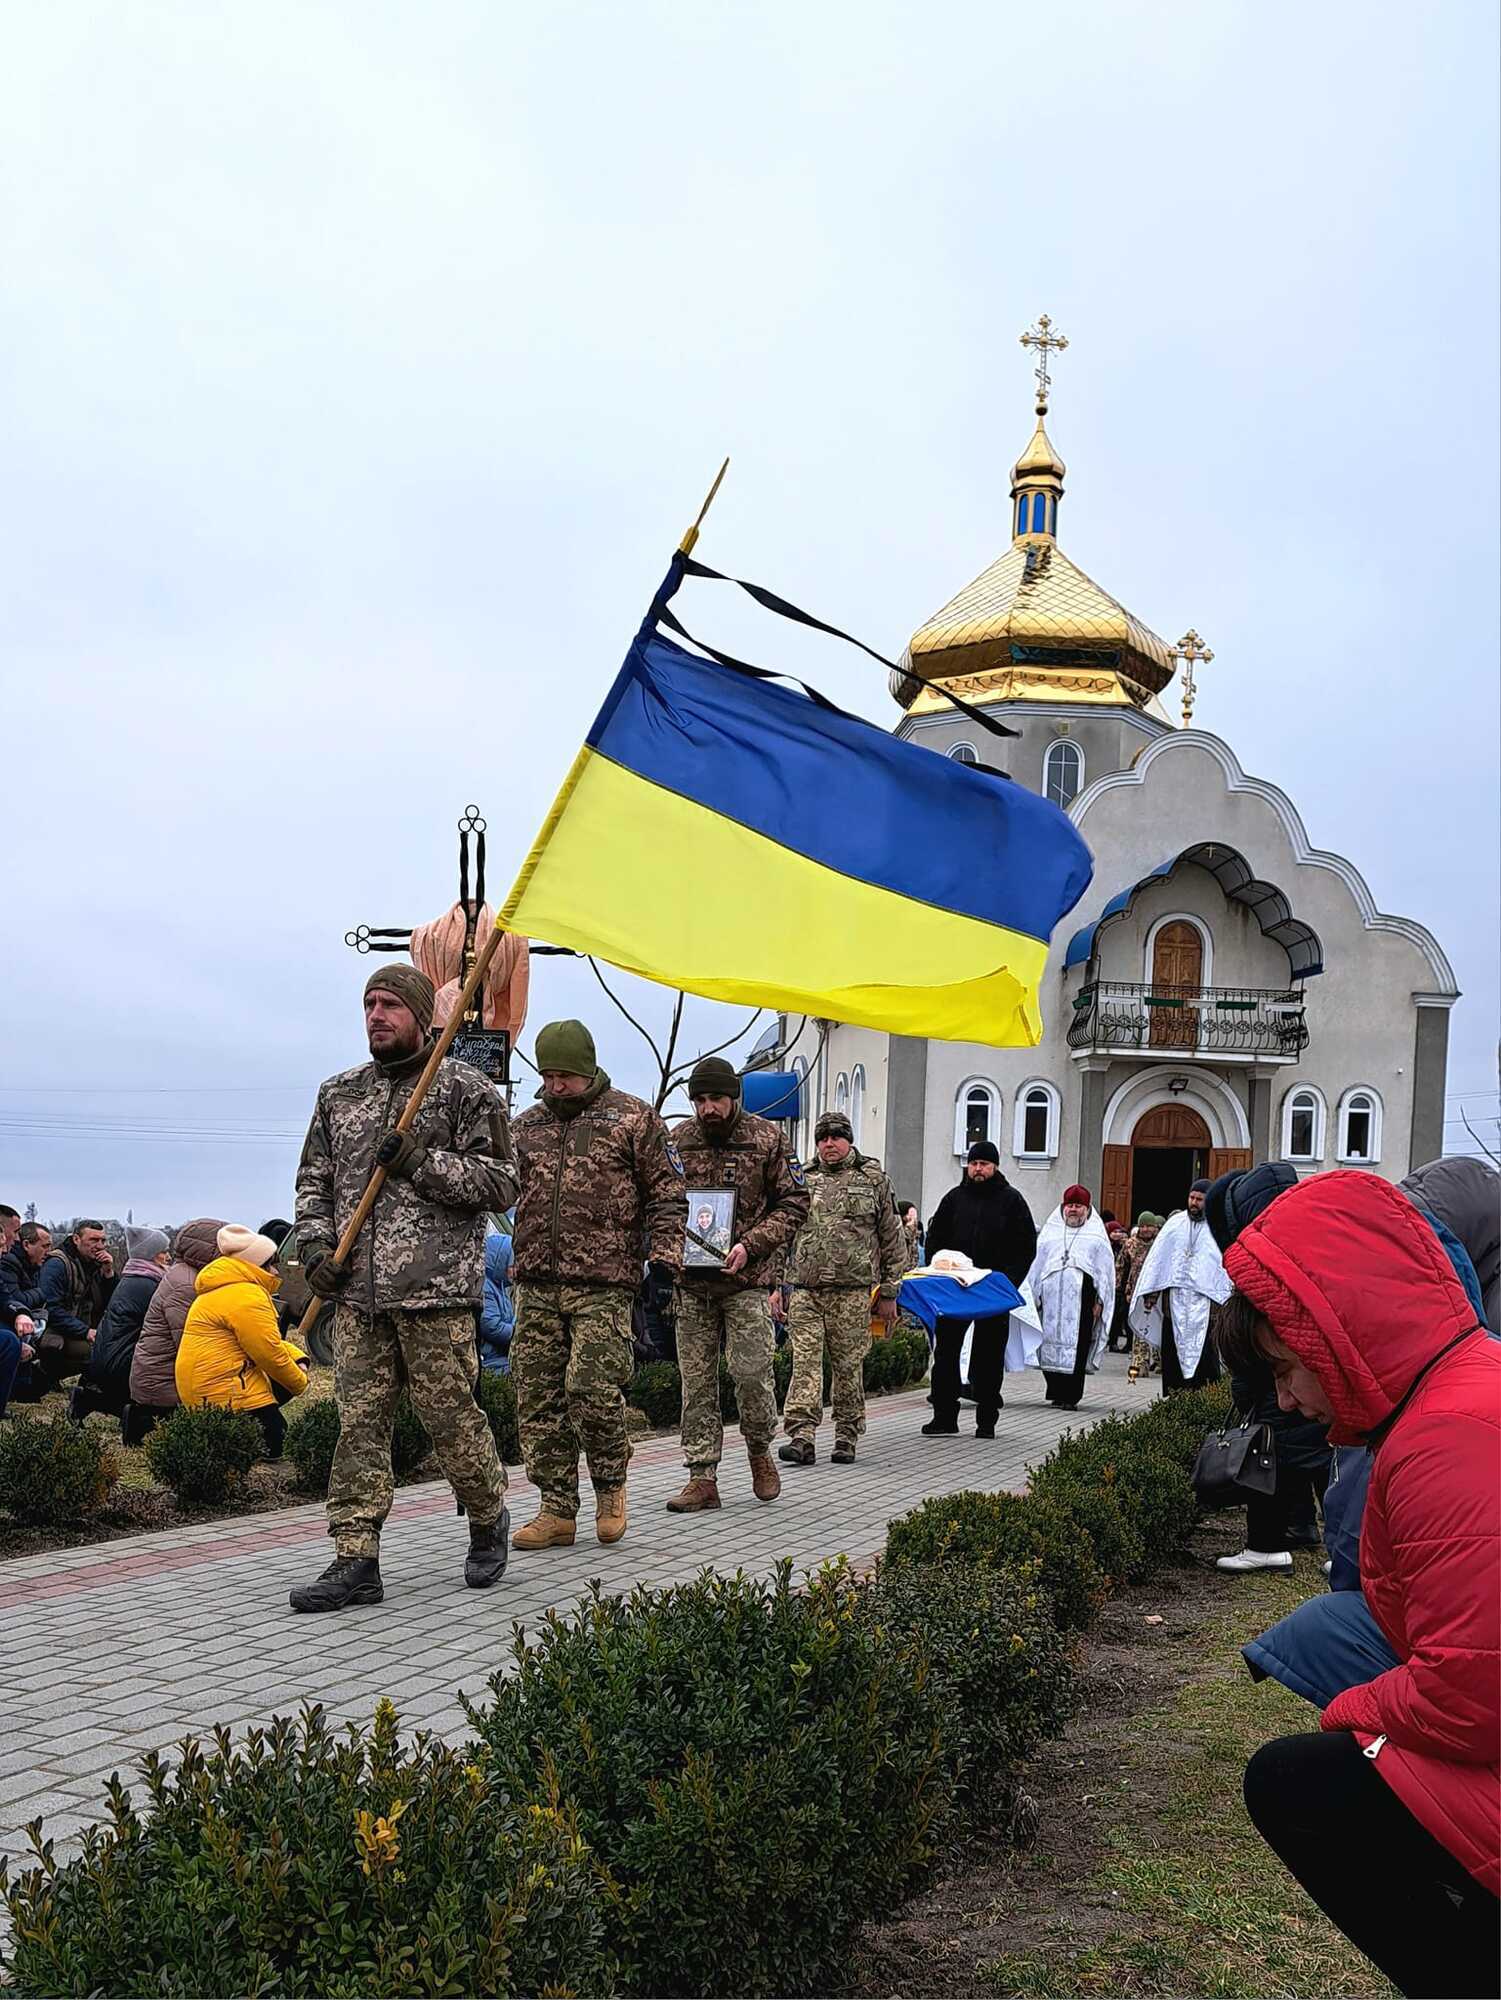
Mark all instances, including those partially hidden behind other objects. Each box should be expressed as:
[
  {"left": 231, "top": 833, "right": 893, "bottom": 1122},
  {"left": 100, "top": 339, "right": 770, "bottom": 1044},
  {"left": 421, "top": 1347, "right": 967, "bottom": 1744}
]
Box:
[{"left": 1010, "top": 406, "right": 1066, "bottom": 542}]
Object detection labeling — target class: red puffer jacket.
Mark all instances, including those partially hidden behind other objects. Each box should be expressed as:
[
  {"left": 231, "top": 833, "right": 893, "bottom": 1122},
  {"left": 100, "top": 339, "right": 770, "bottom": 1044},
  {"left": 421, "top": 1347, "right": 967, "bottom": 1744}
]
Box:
[{"left": 1225, "top": 1171, "right": 1499, "bottom": 1897}]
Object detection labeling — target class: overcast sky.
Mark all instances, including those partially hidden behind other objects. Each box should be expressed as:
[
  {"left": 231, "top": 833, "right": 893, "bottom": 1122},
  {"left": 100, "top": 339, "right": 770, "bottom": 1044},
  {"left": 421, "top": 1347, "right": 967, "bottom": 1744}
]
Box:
[{"left": 5, "top": 0, "right": 1497, "bottom": 1227}]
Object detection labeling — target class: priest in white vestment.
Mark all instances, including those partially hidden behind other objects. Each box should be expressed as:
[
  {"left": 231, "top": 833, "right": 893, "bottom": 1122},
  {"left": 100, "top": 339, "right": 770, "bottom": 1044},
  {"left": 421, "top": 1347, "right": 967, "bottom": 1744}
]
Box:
[
  {"left": 1127, "top": 1179, "right": 1232, "bottom": 1393},
  {"left": 1027, "top": 1184, "right": 1117, "bottom": 1411}
]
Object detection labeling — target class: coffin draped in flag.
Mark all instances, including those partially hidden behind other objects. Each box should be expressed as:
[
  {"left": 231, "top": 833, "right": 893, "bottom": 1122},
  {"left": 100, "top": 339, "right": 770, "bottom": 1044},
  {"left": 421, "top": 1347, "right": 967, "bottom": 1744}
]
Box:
[{"left": 499, "top": 581, "right": 1093, "bottom": 1046}]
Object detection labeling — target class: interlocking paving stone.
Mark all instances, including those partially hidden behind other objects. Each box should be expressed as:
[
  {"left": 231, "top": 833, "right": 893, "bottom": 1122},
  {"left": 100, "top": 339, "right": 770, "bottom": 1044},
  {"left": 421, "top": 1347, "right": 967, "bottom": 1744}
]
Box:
[{"left": 1, "top": 1364, "right": 1155, "bottom": 1870}]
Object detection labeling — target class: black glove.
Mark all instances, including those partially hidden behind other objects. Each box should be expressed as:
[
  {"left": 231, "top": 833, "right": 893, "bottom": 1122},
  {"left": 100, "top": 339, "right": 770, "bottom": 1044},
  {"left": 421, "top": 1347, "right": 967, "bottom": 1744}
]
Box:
[
  {"left": 375, "top": 1131, "right": 427, "bottom": 1178},
  {"left": 648, "top": 1260, "right": 677, "bottom": 1290},
  {"left": 303, "top": 1250, "right": 350, "bottom": 1300}
]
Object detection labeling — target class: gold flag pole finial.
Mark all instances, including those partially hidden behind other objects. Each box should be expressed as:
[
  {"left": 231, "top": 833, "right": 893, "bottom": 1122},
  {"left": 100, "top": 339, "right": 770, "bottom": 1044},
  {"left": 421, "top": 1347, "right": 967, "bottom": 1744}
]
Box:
[
  {"left": 1170, "top": 629, "right": 1214, "bottom": 727},
  {"left": 1019, "top": 313, "right": 1069, "bottom": 415},
  {"left": 679, "top": 456, "right": 730, "bottom": 556}
]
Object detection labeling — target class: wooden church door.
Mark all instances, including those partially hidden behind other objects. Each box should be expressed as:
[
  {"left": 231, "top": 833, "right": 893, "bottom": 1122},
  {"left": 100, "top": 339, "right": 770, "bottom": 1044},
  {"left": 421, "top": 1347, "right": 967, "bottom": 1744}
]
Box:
[{"left": 1149, "top": 920, "right": 1203, "bottom": 1049}]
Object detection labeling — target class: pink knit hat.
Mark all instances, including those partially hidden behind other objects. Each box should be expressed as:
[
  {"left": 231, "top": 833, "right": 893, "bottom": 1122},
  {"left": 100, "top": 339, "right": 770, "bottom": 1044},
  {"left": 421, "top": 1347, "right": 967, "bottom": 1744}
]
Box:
[{"left": 217, "top": 1224, "right": 278, "bottom": 1269}]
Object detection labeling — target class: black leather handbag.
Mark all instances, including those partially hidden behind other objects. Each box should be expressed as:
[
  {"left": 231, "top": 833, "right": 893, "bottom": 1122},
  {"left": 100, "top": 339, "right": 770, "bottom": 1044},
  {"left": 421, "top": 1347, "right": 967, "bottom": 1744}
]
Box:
[{"left": 1191, "top": 1412, "right": 1277, "bottom": 1509}]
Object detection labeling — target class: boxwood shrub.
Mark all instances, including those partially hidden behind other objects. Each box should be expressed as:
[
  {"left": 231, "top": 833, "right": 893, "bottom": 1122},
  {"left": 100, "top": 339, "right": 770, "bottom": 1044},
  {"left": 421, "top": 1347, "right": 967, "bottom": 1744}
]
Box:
[
  {"left": 464, "top": 1563, "right": 942, "bottom": 1997},
  {"left": 626, "top": 1359, "right": 682, "bottom": 1429},
  {"left": 885, "top": 1488, "right": 1102, "bottom": 1631},
  {"left": 0, "top": 1701, "right": 616, "bottom": 1999},
  {"left": 282, "top": 1392, "right": 435, "bottom": 1497},
  {"left": 144, "top": 1404, "right": 263, "bottom": 1509},
  {"left": 0, "top": 1410, "right": 117, "bottom": 1528}
]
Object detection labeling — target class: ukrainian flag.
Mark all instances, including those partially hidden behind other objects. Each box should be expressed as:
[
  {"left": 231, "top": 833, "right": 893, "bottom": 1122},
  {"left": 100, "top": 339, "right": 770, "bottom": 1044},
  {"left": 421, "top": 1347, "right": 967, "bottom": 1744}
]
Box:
[{"left": 498, "top": 591, "right": 1093, "bottom": 1047}]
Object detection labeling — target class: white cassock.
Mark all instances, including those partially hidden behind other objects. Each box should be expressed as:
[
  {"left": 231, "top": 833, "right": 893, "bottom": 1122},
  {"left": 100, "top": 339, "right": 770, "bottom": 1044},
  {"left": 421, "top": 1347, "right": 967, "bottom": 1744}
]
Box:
[
  {"left": 1127, "top": 1210, "right": 1231, "bottom": 1377},
  {"left": 1027, "top": 1211, "right": 1117, "bottom": 1376}
]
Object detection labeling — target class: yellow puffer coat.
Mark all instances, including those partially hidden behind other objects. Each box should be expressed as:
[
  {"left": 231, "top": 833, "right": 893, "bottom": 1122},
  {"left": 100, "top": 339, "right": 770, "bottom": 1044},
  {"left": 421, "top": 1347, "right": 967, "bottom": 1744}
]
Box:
[{"left": 175, "top": 1257, "right": 308, "bottom": 1414}]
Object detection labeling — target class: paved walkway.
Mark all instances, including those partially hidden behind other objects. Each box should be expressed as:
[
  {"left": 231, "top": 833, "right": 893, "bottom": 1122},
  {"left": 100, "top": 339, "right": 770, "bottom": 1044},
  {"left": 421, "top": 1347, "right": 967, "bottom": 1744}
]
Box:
[{"left": 1, "top": 1360, "right": 1155, "bottom": 1867}]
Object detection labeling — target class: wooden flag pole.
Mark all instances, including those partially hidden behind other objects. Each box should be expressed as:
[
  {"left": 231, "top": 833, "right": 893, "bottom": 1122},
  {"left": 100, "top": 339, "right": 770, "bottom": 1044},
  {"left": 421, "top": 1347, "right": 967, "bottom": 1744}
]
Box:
[{"left": 295, "top": 922, "right": 508, "bottom": 1342}]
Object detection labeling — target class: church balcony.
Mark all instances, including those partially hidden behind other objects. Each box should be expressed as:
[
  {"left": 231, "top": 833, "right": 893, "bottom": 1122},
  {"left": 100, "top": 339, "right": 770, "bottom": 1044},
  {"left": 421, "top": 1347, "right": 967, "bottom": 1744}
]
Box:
[{"left": 1066, "top": 980, "right": 1309, "bottom": 1064}]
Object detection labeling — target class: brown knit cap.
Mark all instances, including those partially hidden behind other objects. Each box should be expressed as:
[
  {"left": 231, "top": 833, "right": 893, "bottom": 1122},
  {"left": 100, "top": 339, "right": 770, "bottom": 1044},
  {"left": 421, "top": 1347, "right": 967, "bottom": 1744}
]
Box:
[{"left": 364, "top": 965, "right": 435, "bottom": 1034}]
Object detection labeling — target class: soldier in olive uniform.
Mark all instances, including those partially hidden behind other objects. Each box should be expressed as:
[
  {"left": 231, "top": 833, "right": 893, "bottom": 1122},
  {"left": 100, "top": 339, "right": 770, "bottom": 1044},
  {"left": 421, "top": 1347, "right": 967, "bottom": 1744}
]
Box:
[
  {"left": 509, "top": 1019, "right": 686, "bottom": 1550},
  {"left": 290, "top": 966, "right": 518, "bottom": 1613},
  {"left": 780, "top": 1111, "right": 907, "bottom": 1465},
  {"left": 667, "top": 1055, "right": 810, "bottom": 1513}
]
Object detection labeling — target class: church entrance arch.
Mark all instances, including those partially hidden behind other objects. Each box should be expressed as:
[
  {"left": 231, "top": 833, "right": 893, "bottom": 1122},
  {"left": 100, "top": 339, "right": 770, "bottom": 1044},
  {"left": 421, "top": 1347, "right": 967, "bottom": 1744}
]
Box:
[{"left": 1128, "top": 1103, "right": 1209, "bottom": 1222}]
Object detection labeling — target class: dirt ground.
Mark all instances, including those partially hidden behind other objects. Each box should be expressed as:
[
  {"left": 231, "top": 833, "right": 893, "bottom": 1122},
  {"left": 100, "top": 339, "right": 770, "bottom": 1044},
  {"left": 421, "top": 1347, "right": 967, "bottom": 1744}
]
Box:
[{"left": 847, "top": 1516, "right": 1389, "bottom": 2000}]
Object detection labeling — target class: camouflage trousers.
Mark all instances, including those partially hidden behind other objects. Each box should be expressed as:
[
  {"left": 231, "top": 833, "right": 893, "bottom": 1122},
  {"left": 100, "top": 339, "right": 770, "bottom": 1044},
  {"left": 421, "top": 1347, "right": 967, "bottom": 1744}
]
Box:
[
  {"left": 676, "top": 1286, "right": 776, "bottom": 1475},
  {"left": 512, "top": 1281, "right": 634, "bottom": 1519},
  {"left": 784, "top": 1286, "right": 872, "bottom": 1446},
  {"left": 328, "top": 1307, "right": 506, "bottom": 1560}
]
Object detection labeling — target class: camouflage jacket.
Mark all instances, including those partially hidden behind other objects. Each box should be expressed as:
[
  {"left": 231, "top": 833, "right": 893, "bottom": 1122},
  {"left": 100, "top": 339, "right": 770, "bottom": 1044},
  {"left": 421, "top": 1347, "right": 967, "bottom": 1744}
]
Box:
[
  {"left": 512, "top": 1080, "right": 687, "bottom": 1289},
  {"left": 295, "top": 1045, "right": 518, "bottom": 1313},
  {"left": 669, "top": 1107, "right": 810, "bottom": 1292},
  {"left": 788, "top": 1150, "right": 907, "bottom": 1297}
]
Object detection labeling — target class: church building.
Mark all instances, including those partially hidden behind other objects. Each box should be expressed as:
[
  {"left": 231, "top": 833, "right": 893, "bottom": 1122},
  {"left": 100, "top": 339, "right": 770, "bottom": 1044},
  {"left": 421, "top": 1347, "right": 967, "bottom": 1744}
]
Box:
[{"left": 783, "top": 319, "right": 1457, "bottom": 1225}]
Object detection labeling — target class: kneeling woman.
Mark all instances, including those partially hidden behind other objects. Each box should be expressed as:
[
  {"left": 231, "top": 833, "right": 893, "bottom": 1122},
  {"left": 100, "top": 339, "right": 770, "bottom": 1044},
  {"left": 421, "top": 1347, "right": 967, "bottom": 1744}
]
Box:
[
  {"left": 176, "top": 1225, "right": 309, "bottom": 1459},
  {"left": 1219, "top": 1172, "right": 1498, "bottom": 2000},
  {"left": 1027, "top": 1185, "right": 1115, "bottom": 1412}
]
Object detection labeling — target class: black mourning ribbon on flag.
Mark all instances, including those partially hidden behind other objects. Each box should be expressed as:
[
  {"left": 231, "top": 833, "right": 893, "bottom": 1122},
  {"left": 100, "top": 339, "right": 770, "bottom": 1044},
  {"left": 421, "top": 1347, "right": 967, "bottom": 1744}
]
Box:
[{"left": 653, "top": 554, "right": 1020, "bottom": 754}]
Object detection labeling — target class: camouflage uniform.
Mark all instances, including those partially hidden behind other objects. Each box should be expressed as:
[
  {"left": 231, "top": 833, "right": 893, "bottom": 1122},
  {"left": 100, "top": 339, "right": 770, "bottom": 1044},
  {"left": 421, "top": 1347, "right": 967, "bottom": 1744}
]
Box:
[
  {"left": 669, "top": 1107, "right": 810, "bottom": 1475},
  {"left": 511, "top": 1076, "right": 686, "bottom": 1509},
  {"left": 295, "top": 1043, "right": 518, "bottom": 1555},
  {"left": 784, "top": 1151, "right": 906, "bottom": 1446}
]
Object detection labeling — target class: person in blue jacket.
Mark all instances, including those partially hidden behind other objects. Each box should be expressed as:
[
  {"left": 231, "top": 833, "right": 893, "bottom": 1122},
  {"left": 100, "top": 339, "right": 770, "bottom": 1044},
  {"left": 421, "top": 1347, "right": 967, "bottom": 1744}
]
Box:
[{"left": 479, "top": 1228, "right": 515, "bottom": 1373}]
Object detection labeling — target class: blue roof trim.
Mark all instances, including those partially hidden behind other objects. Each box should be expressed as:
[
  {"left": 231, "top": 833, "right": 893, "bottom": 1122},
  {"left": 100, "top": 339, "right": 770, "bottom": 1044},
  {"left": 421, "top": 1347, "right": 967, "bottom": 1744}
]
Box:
[{"left": 1062, "top": 844, "right": 1325, "bottom": 979}]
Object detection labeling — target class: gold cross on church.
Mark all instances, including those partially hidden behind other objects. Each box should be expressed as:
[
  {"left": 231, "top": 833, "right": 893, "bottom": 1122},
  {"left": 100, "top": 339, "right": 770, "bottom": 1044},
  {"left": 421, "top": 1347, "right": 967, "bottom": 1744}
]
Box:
[
  {"left": 1019, "top": 313, "right": 1069, "bottom": 411},
  {"left": 1170, "top": 629, "right": 1214, "bottom": 727}
]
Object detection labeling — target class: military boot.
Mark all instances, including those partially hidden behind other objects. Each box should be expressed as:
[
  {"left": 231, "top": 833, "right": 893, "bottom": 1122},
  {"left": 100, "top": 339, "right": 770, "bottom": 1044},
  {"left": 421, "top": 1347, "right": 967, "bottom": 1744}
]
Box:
[
  {"left": 831, "top": 1439, "right": 857, "bottom": 1464},
  {"left": 595, "top": 1486, "right": 628, "bottom": 1545},
  {"left": 778, "top": 1437, "right": 815, "bottom": 1465},
  {"left": 464, "top": 1509, "right": 511, "bottom": 1588},
  {"left": 666, "top": 1475, "right": 721, "bottom": 1513},
  {"left": 289, "top": 1556, "right": 384, "bottom": 1614},
  {"left": 512, "top": 1510, "right": 577, "bottom": 1551},
  {"left": 748, "top": 1453, "right": 781, "bottom": 1502}
]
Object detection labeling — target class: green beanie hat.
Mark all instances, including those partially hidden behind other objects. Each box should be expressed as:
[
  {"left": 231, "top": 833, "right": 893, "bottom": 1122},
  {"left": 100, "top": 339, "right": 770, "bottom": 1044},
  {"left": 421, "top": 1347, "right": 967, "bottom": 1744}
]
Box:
[
  {"left": 364, "top": 964, "right": 435, "bottom": 1034},
  {"left": 687, "top": 1055, "right": 741, "bottom": 1100},
  {"left": 534, "top": 1019, "right": 597, "bottom": 1079}
]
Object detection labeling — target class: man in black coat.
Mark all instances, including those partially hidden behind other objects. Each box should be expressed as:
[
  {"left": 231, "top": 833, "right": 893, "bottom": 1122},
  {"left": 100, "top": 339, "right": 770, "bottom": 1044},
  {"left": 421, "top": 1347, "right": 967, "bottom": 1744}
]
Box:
[{"left": 922, "top": 1141, "right": 1037, "bottom": 1438}]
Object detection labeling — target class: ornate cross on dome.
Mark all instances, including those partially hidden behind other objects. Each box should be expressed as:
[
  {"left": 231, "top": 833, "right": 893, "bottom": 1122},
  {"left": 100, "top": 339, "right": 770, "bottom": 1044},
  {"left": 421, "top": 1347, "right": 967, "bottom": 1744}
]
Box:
[
  {"left": 1170, "top": 629, "right": 1214, "bottom": 727},
  {"left": 1019, "top": 313, "right": 1069, "bottom": 412}
]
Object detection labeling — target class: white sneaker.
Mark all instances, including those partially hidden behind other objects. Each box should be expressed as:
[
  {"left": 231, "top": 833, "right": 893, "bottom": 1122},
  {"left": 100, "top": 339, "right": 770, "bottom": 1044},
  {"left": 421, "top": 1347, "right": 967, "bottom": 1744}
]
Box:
[{"left": 1216, "top": 1548, "right": 1294, "bottom": 1572}]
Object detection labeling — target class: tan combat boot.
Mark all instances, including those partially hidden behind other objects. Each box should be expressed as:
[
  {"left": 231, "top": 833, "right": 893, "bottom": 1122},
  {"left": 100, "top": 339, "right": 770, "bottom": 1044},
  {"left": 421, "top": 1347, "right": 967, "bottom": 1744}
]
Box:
[
  {"left": 595, "top": 1486, "right": 628, "bottom": 1545},
  {"left": 748, "top": 1453, "right": 781, "bottom": 1503},
  {"left": 511, "top": 1510, "right": 577, "bottom": 1551},
  {"left": 665, "top": 1475, "right": 722, "bottom": 1513}
]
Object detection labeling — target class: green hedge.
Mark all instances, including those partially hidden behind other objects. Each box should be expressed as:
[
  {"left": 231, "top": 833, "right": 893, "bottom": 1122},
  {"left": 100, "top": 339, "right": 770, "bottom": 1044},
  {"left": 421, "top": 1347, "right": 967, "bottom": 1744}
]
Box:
[
  {"left": 281, "top": 1379, "right": 524, "bottom": 1500},
  {"left": 2, "top": 1377, "right": 1223, "bottom": 1997},
  {"left": 0, "top": 1411, "right": 117, "bottom": 1528},
  {"left": 145, "top": 1404, "right": 265, "bottom": 1509}
]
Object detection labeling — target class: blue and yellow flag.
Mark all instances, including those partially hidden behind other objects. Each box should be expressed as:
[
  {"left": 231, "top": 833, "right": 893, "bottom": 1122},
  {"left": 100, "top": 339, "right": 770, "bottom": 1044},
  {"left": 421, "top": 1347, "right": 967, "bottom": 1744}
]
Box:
[{"left": 499, "top": 574, "right": 1093, "bottom": 1046}]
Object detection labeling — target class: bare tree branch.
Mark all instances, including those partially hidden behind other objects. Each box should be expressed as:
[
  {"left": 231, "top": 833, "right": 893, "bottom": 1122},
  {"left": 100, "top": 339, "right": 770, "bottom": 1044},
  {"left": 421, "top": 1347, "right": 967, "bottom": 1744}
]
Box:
[
  {"left": 1460, "top": 1109, "right": 1501, "bottom": 1166},
  {"left": 664, "top": 1008, "right": 767, "bottom": 1085},
  {"left": 655, "top": 990, "right": 687, "bottom": 1112},
  {"left": 587, "top": 957, "right": 665, "bottom": 1073}
]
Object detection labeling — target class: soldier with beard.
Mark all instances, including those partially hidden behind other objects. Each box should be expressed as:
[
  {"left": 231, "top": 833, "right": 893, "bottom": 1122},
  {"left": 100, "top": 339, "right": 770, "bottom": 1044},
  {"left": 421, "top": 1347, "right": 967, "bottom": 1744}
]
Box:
[
  {"left": 666, "top": 1056, "right": 809, "bottom": 1512},
  {"left": 290, "top": 967, "right": 518, "bottom": 1613}
]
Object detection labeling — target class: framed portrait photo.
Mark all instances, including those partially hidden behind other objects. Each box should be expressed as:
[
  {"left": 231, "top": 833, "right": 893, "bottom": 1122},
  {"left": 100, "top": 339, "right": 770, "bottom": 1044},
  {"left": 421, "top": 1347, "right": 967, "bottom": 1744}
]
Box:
[{"left": 684, "top": 1188, "right": 738, "bottom": 1268}]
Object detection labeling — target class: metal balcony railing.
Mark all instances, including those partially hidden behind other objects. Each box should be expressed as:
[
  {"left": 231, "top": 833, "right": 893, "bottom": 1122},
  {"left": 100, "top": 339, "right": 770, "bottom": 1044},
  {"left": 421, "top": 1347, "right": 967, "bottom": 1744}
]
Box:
[{"left": 1066, "top": 980, "right": 1310, "bottom": 1058}]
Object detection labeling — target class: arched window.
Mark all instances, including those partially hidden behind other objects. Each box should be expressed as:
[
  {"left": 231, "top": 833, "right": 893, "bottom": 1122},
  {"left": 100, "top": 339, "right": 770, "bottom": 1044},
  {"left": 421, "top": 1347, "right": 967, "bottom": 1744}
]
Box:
[
  {"left": 953, "top": 1078, "right": 1000, "bottom": 1156},
  {"left": 834, "top": 1072, "right": 849, "bottom": 1117},
  {"left": 1337, "top": 1087, "right": 1383, "bottom": 1165},
  {"left": 1280, "top": 1086, "right": 1326, "bottom": 1163},
  {"left": 1043, "top": 739, "right": 1083, "bottom": 809},
  {"left": 1012, "top": 1079, "right": 1061, "bottom": 1161},
  {"left": 850, "top": 1065, "right": 866, "bottom": 1147},
  {"left": 948, "top": 742, "right": 979, "bottom": 765},
  {"left": 1033, "top": 491, "right": 1050, "bottom": 533},
  {"left": 1015, "top": 496, "right": 1029, "bottom": 537}
]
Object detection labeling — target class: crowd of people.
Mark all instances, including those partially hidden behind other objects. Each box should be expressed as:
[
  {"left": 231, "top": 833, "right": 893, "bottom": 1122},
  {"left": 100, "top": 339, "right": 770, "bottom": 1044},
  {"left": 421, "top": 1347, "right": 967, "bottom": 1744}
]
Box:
[{"left": 5, "top": 963, "right": 1496, "bottom": 1997}]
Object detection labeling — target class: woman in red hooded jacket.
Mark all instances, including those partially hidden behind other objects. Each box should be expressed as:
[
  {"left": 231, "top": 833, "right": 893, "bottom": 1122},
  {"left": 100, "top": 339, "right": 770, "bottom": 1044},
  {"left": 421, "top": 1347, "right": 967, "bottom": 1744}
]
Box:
[{"left": 1218, "top": 1171, "right": 1498, "bottom": 2000}]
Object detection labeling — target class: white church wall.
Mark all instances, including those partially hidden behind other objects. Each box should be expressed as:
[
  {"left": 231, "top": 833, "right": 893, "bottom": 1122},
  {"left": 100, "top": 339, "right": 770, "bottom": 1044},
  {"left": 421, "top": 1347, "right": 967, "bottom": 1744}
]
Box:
[{"left": 1071, "top": 735, "right": 1455, "bottom": 1182}]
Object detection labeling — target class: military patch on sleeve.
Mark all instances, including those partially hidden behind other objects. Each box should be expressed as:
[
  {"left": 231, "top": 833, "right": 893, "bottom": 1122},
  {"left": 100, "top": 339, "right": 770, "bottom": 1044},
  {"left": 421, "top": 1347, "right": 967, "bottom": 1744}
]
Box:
[
  {"left": 666, "top": 1140, "right": 686, "bottom": 1179},
  {"left": 788, "top": 1154, "right": 807, "bottom": 1187}
]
